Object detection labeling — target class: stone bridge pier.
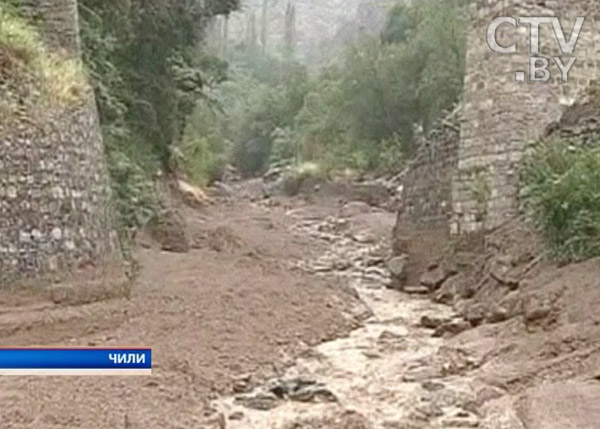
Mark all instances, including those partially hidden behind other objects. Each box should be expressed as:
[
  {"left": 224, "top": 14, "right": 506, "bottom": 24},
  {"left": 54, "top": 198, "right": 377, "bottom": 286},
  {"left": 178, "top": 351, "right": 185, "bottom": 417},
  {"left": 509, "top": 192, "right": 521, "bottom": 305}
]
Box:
[
  {"left": 452, "top": 0, "right": 600, "bottom": 234},
  {"left": 0, "top": 0, "right": 126, "bottom": 298}
]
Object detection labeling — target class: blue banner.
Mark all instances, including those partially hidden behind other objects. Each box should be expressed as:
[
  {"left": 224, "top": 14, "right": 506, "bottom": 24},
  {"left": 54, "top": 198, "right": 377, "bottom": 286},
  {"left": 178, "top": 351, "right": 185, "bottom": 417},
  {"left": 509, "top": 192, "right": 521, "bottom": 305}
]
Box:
[{"left": 0, "top": 348, "right": 151, "bottom": 369}]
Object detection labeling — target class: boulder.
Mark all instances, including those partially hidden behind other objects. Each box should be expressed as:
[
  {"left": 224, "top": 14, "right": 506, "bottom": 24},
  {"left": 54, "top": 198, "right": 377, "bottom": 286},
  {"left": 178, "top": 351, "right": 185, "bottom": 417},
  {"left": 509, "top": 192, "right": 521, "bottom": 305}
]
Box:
[
  {"left": 150, "top": 208, "right": 190, "bottom": 253},
  {"left": 420, "top": 315, "right": 447, "bottom": 329},
  {"left": 489, "top": 256, "right": 520, "bottom": 289},
  {"left": 433, "top": 273, "right": 468, "bottom": 304},
  {"left": 523, "top": 293, "right": 553, "bottom": 323},
  {"left": 433, "top": 319, "right": 471, "bottom": 337},
  {"left": 498, "top": 291, "right": 523, "bottom": 319},
  {"left": 465, "top": 303, "right": 486, "bottom": 326},
  {"left": 420, "top": 266, "right": 450, "bottom": 291},
  {"left": 386, "top": 255, "right": 408, "bottom": 281},
  {"left": 486, "top": 304, "right": 509, "bottom": 324}
]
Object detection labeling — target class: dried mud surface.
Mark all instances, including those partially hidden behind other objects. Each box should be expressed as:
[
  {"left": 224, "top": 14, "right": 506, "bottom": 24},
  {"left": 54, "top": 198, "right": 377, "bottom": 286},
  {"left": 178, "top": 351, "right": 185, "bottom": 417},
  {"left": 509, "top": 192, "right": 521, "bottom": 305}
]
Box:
[
  {"left": 1, "top": 184, "right": 600, "bottom": 429},
  {"left": 0, "top": 195, "right": 368, "bottom": 428}
]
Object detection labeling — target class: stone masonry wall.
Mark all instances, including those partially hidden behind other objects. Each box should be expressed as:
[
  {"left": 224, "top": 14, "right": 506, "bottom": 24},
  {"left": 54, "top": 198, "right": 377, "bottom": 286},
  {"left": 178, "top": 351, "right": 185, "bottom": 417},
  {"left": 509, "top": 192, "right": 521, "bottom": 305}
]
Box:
[
  {"left": 396, "top": 108, "right": 460, "bottom": 230},
  {"left": 0, "top": 103, "right": 120, "bottom": 286},
  {"left": 18, "top": 0, "right": 81, "bottom": 56},
  {"left": 452, "top": 0, "right": 600, "bottom": 234},
  {"left": 0, "top": 1, "right": 122, "bottom": 290}
]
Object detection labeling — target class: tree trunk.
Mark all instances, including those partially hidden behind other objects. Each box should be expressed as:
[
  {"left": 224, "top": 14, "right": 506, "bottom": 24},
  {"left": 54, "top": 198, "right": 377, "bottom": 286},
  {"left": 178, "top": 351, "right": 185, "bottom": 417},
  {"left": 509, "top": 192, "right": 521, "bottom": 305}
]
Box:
[
  {"left": 284, "top": 2, "right": 296, "bottom": 56},
  {"left": 260, "top": 0, "right": 268, "bottom": 54},
  {"left": 246, "top": 11, "right": 257, "bottom": 47},
  {"left": 222, "top": 15, "right": 229, "bottom": 57}
]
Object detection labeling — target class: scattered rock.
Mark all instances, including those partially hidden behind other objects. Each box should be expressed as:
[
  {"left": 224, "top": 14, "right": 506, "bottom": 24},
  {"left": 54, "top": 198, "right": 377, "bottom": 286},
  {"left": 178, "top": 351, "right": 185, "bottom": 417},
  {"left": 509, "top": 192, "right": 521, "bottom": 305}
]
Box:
[
  {"left": 365, "top": 255, "right": 385, "bottom": 267},
  {"left": 363, "top": 350, "right": 383, "bottom": 359},
  {"left": 413, "top": 402, "right": 444, "bottom": 419},
  {"left": 282, "top": 410, "right": 372, "bottom": 429},
  {"left": 236, "top": 378, "right": 337, "bottom": 411},
  {"left": 229, "top": 411, "right": 244, "bottom": 421},
  {"left": 433, "top": 319, "right": 471, "bottom": 338},
  {"left": 150, "top": 208, "right": 190, "bottom": 253},
  {"left": 386, "top": 255, "right": 408, "bottom": 281},
  {"left": 420, "top": 315, "right": 447, "bottom": 330},
  {"left": 352, "top": 231, "right": 376, "bottom": 244},
  {"left": 454, "top": 252, "right": 478, "bottom": 269},
  {"left": 363, "top": 266, "right": 390, "bottom": 282},
  {"left": 211, "top": 181, "right": 234, "bottom": 198},
  {"left": 269, "top": 378, "right": 337, "bottom": 403},
  {"left": 403, "top": 285, "right": 430, "bottom": 295},
  {"left": 50, "top": 285, "right": 70, "bottom": 304},
  {"left": 489, "top": 257, "right": 520, "bottom": 289},
  {"left": 288, "top": 383, "right": 337, "bottom": 403},
  {"left": 462, "top": 384, "right": 506, "bottom": 414},
  {"left": 524, "top": 306, "right": 552, "bottom": 323},
  {"left": 378, "top": 330, "right": 403, "bottom": 341},
  {"left": 465, "top": 303, "right": 485, "bottom": 327},
  {"left": 232, "top": 374, "right": 252, "bottom": 393},
  {"left": 433, "top": 280, "right": 456, "bottom": 305},
  {"left": 523, "top": 295, "right": 553, "bottom": 323},
  {"left": 235, "top": 391, "right": 279, "bottom": 411},
  {"left": 420, "top": 266, "right": 450, "bottom": 291},
  {"left": 454, "top": 300, "right": 471, "bottom": 318},
  {"left": 421, "top": 381, "right": 445, "bottom": 392},
  {"left": 440, "top": 410, "right": 480, "bottom": 428},
  {"left": 435, "top": 346, "right": 482, "bottom": 376},
  {"left": 498, "top": 291, "right": 523, "bottom": 319},
  {"left": 486, "top": 304, "right": 509, "bottom": 324}
]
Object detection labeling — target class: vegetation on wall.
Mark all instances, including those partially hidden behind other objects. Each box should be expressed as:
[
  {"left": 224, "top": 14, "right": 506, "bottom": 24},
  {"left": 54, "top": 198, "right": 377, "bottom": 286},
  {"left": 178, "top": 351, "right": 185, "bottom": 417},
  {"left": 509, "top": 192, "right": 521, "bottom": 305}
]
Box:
[
  {"left": 522, "top": 139, "right": 600, "bottom": 262},
  {"left": 0, "top": 4, "right": 86, "bottom": 118}
]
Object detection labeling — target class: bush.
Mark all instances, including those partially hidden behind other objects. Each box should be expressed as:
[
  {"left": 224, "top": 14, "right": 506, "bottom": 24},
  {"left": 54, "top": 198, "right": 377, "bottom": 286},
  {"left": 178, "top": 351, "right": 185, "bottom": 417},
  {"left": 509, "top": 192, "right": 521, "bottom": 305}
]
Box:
[
  {"left": 522, "top": 139, "right": 600, "bottom": 262},
  {"left": 175, "top": 101, "right": 228, "bottom": 185},
  {"left": 105, "top": 137, "right": 160, "bottom": 231},
  {"left": 270, "top": 126, "right": 298, "bottom": 167},
  {"left": 281, "top": 162, "right": 326, "bottom": 196}
]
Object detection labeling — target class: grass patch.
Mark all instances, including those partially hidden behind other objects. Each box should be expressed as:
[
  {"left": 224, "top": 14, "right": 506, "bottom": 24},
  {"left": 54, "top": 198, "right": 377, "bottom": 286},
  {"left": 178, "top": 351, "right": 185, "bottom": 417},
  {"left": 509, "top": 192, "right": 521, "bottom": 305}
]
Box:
[
  {"left": 522, "top": 138, "right": 600, "bottom": 262},
  {"left": 0, "top": 4, "right": 87, "bottom": 114}
]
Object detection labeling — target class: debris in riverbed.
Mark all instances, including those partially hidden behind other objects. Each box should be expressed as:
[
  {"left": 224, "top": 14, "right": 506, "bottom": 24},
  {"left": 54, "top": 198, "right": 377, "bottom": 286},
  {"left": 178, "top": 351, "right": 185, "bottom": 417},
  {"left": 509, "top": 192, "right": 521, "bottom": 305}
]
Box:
[{"left": 235, "top": 378, "right": 338, "bottom": 411}]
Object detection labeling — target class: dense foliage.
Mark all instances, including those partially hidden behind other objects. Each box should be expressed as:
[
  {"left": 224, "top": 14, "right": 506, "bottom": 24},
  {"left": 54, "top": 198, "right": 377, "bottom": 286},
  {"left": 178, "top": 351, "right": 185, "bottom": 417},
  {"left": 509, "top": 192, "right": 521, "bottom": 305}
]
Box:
[
  {"left": 294, "top": 0, "right": 467, "bottom": 171},
  {"left": 181, "top": 0, "right": 468, "bottom": 179},
  {"left": 73, "top": 0, "right": 466, "bottom": 231},
  {"left": 178, "top": 45, "right": 311, "bottom": 180},
  {"left": 77, "top": 0, "right": 239, "bottom": 230},
  {"left": 522, "top": 139, "right": 600, "bottom": 262}
]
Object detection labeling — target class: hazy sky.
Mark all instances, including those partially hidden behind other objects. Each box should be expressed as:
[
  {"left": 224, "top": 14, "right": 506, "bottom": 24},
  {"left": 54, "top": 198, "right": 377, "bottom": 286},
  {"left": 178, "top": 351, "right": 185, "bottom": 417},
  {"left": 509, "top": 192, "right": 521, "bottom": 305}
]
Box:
[{"left": 228, "top": 0, "right": 393, "bottom": 63}]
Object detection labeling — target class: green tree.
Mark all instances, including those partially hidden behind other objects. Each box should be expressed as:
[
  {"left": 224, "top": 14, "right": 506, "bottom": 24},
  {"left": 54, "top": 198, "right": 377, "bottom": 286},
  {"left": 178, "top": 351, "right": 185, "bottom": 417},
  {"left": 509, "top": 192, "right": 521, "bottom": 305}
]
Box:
[
  {"left": 77, "top": 0, "right": 240, "bottom": 229},
  {"left": 294, "top": 0, "right": 467, "bottom": 172}
]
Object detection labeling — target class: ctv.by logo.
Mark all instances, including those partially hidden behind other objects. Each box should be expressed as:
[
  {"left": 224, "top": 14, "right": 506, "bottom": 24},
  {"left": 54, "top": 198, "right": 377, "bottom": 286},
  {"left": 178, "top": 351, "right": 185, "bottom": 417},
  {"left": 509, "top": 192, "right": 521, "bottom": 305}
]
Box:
[{"left": 486, "top": 17, "right": 585, "bottom": 83}]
